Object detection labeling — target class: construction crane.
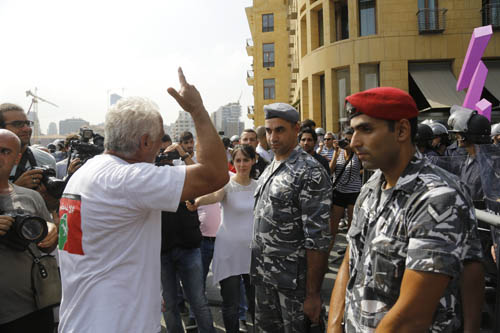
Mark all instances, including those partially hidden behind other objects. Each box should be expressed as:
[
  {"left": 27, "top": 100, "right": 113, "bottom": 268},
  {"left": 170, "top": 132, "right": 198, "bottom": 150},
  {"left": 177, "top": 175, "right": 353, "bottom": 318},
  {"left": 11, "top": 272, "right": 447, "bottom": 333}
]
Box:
[{"left": 26, "top": 88, "right": 59, "bottom": 144}]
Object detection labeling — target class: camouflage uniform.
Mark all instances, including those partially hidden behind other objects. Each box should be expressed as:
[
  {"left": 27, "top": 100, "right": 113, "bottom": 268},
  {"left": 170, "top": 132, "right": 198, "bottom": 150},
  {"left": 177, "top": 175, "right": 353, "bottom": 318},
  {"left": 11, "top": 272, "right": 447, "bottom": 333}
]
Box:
[
  {"left": 251, "top": 145, "right": 332, "bottom": 333},
  {"left": 345, "top": 151, "right": 482, "bottom": 332}
]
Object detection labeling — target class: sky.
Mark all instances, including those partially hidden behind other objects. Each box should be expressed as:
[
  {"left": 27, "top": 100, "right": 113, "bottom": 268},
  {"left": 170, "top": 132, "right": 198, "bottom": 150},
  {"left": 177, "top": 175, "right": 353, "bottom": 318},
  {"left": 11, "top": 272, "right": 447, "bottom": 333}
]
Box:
[{"left": 0, "top": 0, "right": 254, "bottom": 134}]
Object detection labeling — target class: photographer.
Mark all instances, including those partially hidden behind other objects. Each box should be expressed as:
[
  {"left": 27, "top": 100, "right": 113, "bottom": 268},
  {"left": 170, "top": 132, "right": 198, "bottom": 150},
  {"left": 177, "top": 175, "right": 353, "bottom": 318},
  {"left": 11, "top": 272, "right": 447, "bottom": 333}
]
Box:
[
  {"left": 55, "top": 134, "right": 82, "bottom": 179},
  {"left": 0, "top": 103, "right": 59, "bottom": 212},
  {"left": 57, "top": 68, "right": 229, "bottom": 332},
  {"left": 0, "top": 129, "right": 58, "bottom": 332},
  {"left": 329, "top": 127, "right": 362, "bottom": 231},
  {"left": 170, "top": 131, "right": 196, "bottom": 165}
]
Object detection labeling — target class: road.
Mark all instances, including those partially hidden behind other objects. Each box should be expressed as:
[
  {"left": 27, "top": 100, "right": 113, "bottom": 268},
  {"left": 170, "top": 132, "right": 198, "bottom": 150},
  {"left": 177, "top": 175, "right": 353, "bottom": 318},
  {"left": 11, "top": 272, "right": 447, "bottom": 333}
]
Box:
[{"left": 160, "top": 231, "right": 348, "bottom": 332}]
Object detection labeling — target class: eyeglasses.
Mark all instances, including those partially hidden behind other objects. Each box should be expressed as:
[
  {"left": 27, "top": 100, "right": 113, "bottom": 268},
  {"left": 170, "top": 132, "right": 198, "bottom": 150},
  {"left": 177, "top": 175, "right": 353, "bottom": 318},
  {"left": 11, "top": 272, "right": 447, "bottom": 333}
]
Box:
[{"left": 4, "top": 120, "right": 34, "bottom": 128}]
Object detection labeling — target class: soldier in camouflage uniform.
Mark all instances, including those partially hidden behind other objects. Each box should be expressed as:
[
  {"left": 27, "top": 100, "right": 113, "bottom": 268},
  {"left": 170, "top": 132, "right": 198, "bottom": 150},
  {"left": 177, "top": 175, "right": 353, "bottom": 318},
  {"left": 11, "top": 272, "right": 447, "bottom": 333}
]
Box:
[
  {"left": 328, "top": 87, "right": 483, "bottom": 332},
  {"left": 252, "top": 103, "right": 332, "bottom": 333}
]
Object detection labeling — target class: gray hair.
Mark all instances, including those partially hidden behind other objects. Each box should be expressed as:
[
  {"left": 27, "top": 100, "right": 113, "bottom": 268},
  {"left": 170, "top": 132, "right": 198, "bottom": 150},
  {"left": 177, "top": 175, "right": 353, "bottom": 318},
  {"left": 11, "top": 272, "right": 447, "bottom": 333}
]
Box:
[
  {"left": 325, "top": 131, "right": 337, "bottom": 140},
  {"left": 105, "top": 97, "right": 162, "bottom": 157}
]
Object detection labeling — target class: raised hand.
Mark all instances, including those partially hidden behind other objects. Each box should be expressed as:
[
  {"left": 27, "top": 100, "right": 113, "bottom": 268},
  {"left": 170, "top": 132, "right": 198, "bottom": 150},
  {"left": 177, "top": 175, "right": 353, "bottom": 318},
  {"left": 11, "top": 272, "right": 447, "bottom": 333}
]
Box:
[{"left": 167, "top": 67, "right": 205, "bottom": 114}]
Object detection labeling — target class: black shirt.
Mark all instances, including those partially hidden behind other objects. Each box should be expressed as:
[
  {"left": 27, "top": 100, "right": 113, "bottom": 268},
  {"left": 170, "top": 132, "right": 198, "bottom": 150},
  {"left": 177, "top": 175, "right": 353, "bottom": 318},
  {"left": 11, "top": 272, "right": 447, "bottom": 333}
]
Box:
[
  {"left": 161, "top": 202, "right": 202, "bottom": 252},
  {"left": 312, "top": 152, "right": 331, "bottom": 176}
]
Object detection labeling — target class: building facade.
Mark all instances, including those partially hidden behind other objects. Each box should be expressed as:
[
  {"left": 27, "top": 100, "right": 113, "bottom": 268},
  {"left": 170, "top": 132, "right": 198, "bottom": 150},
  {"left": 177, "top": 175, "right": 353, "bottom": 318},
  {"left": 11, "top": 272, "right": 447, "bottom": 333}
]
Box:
[
  {"left": 246, "top": 0, "right": 293, "bottom": 126},
  {"left": 47, "top": 122, "right": 58, "bottom": 135},
  {"left": 246, "top": 0, "right": 500, "bottom": 132},
  {"left": 59, "top": 118, "right": 90, "bottom": 135},
  {"left": 211, "top": 102, "right": 245, "bottom": 138},
  {"left": 169, "top": 110, "right": 196, "bottom": 142}
]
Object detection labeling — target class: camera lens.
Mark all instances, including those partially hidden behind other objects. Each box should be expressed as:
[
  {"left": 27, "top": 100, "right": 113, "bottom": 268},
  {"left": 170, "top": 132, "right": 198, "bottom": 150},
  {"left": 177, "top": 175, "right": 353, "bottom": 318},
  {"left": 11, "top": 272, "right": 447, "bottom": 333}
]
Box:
[{"left": 20, "top": 217, "right": 47, "bottom": 242}]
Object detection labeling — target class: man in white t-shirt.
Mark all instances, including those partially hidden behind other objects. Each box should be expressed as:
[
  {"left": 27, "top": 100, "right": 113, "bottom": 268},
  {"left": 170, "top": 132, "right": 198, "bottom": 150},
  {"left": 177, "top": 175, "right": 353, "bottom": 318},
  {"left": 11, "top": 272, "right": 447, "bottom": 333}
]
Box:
[
  {"left": 255, "top": 126, "right": 273, "bottom": 163},
  {"left": 57, "top": 68, "right": 229, "bottom": 333}
]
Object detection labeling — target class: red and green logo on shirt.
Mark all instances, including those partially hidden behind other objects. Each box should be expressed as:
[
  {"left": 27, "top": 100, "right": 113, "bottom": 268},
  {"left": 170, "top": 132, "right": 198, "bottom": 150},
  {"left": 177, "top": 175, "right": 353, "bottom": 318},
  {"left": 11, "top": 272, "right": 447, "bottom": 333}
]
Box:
[{"left": 59, "top": 194, "right": 84, "bottom": 255}]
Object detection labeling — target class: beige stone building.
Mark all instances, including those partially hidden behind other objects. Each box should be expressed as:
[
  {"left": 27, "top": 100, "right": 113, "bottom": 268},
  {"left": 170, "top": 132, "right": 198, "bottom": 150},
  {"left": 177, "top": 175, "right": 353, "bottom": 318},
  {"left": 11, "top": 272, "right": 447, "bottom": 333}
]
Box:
[{"left": 246, "top": 0, "right": 500, "bottom": 131}]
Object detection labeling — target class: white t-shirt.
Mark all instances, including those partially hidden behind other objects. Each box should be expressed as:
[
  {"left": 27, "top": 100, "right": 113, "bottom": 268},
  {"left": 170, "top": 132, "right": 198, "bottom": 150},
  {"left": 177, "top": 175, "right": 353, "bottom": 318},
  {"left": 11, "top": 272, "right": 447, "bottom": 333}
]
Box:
[
  {"left": 58, "top": 154, "right": 186, "bottom": 333},
  {"left": 256, "top": 144, "right": 273, "bottom": 163},
  {"left": 212, "top": 178, "right": 257, "bottom": 284}
]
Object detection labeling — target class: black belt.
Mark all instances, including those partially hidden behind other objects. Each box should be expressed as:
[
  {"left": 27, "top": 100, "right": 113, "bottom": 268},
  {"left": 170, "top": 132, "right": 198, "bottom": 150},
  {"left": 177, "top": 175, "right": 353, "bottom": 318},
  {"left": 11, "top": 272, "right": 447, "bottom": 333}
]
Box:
[{"left": 203, "top": 236, "right": 216, "bottom": 242}]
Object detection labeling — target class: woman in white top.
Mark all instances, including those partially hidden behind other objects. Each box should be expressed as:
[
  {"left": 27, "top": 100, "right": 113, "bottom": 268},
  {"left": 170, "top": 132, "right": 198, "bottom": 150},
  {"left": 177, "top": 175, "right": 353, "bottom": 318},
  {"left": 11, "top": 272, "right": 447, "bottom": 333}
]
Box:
[{"left": 189, "top": 145, "right": 257, "bottom": 333}]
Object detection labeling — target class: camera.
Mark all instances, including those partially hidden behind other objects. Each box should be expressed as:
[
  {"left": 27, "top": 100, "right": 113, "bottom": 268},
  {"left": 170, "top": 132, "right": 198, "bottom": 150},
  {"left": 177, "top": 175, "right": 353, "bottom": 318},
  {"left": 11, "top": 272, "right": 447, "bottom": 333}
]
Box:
[
  {"left": 0, "top": 208, "right": 47, "bottom": 251},
  {"left": 155, "top": 150, "right": 180, "bottom": 166},
  {"left": 338, "top": 138, "right": 350, "bottom": 149},
  {"left": 69, "top": 128, "right": 105, "bottom": 165},
  {"left": 32, "top": 166, "right": 67, "bottom": 199}
]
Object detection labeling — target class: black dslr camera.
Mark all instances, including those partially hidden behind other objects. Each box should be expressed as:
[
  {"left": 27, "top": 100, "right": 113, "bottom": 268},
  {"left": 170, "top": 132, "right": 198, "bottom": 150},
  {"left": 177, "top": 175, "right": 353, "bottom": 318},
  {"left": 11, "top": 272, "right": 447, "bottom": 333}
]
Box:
[
  {"left": 0, "top": 208, "right": 47, "bottom": 251},
  {"left": 155, "top": 149, "right": 180, "bottom": 166},
  {"left": 338, "top": 138, "right": 350, "bottom": 149},
  {"left": 32, "top": 166, "right": 67, "bottom": 199},
  {"left": 69, "top": 128, "right": 105, "bottom": 165}
]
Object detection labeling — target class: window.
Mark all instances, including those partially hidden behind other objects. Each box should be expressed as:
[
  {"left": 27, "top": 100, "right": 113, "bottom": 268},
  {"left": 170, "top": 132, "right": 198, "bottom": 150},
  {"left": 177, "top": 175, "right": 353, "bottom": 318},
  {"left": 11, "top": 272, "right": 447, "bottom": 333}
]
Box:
[
  {"left": 320, "top": 75, "right": 326, "bottom": 127},
  {"left": 359, "top": 0, "right": 376, "bottom": 36},
  {"left": 262, "top": 13, "right": 274, "bottom": 32},
  {"left": 418, "top": 0, "right": 440, "bottom": 31},
  {"left": 482, "top": 0, "right": 500, "bottom": 28},
  {"left": 318, "top": 9, "right": 324, "bottom": 47},
  {"left": 334, "top": 0, "right": 349, "bottom": 41},
  {"left": 336, "top": 68, "right": 351, "bottom": 124},
  {"left": 264, "top": 79, "right": 275, "bottom": 100},
  {"left": 263, "top": 43, "right": 275, "bottom": 67},
  {"left": 360, "top": 64, "right": 379, "bottom": 91}
]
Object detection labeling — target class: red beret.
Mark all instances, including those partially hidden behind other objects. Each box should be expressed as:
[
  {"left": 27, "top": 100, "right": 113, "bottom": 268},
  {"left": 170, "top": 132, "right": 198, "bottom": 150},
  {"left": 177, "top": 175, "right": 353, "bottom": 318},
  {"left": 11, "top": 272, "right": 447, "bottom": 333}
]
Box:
[{"left": 345, "top": 87, "right": 419, "bottom": 121}]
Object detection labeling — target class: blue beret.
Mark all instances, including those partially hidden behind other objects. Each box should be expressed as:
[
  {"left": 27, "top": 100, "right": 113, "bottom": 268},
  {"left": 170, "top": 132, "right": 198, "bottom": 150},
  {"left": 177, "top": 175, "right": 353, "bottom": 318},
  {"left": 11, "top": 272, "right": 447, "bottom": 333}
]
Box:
[{"left": 264, "top": 103, "right": 299, "bottom": 123}]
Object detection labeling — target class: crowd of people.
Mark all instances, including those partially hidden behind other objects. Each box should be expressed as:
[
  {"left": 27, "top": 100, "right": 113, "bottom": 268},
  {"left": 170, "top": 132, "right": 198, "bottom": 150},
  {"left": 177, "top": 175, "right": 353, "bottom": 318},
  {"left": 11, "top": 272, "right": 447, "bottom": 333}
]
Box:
[{"left": 1, "top": 69, "right": 500, "bottom": 333}]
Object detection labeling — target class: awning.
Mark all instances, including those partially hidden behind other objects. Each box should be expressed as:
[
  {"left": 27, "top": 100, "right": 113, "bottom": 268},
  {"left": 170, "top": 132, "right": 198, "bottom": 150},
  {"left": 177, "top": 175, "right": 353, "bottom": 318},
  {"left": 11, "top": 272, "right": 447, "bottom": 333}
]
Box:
[
  {"left": 409, "top": 63, "right": 466, "bottom": 109},
  {"left": 485, "top": 60, "right": 500, "bottom": 101}
]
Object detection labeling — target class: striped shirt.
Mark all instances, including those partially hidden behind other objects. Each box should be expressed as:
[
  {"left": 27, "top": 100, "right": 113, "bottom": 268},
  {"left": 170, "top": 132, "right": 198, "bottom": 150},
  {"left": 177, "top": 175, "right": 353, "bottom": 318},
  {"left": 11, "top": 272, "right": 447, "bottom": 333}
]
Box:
[
  {"left": 319, "top": 147, "right": 336, "bottom": 162},
  {"left": 333, "top": 150, "right": 362, "bottom": 193}
]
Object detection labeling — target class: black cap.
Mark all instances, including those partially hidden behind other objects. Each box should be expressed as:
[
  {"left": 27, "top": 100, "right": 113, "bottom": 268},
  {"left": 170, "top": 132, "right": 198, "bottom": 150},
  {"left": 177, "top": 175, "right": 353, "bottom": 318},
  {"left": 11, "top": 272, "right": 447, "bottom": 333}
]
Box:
[{"left": 264, "top": 103, "right": 299, "bottom": 123}]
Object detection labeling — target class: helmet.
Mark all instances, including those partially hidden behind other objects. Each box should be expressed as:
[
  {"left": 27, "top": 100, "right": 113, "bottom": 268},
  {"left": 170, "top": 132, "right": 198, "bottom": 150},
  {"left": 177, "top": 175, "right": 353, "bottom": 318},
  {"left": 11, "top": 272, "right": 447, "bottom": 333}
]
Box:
[
  {"left": 467, "top": 113, "right": 491, "bottom": 144},
  {"left": 429, "top": 122, "right": 448, "bottom": 137},
  {"left": 491, "top": 123, "right": 500, "bottom": 137},
  {"left": 448, "top": 105, "right": 491, "bottom": 144},
  {"left": 230, "top": 135, "right": 240, "bottom": 142},
  {"left": 315, "top": 127, "right": 325, "bottom": 136},
  {"left": 416, "top": 123, "right": 434, "bottom": 143},
  {"left": 448, "top": 105, "right": 476, "bottom": 133}
]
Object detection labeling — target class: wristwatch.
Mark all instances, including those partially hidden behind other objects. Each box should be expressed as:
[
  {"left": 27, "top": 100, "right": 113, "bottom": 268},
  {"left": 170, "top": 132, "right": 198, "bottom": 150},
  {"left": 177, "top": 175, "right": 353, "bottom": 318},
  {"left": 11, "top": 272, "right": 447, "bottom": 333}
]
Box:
[{"left": 181, "top": 153, "right": 190, "bottom": 161}]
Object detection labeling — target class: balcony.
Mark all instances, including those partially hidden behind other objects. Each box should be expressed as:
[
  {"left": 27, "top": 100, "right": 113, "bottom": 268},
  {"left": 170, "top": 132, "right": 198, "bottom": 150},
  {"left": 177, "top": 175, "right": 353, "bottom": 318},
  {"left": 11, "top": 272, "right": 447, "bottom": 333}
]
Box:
[
  {"left": 416, "top": 8, "right": 447, "bottom": 34},
  {"left": 246, "top": 70, "right": 254, "bottom": 86},
  {"left": 482, "top": 4, "right": 500, "bottom": 30},
  {"left": 246, "top": 38, "right": 254, "bottom": 56}
]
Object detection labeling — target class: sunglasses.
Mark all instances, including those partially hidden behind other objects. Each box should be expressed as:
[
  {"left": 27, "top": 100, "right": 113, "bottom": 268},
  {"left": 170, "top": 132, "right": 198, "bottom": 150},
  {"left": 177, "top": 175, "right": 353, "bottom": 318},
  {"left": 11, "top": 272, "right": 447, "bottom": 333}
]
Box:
[
  {"left": 4, "top": 120, "right": 34, "bottom": 128},
  {"left": 324, "top": 138, "right": 333, "bottom": 141}
]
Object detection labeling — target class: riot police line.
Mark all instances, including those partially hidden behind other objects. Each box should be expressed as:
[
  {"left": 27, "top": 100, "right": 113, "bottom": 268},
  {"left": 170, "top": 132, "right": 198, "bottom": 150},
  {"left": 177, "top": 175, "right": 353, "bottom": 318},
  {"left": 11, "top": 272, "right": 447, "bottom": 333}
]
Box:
[{"left": 412, "top": 105, "right": 500, "bottom": 332}]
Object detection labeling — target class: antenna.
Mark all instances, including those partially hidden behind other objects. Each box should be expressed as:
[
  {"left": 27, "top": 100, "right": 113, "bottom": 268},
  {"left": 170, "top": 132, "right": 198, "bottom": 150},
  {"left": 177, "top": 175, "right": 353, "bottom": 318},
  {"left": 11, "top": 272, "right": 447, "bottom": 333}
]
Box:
[{"left": 236, "top": 90, "right": 243, "bottom": 104}]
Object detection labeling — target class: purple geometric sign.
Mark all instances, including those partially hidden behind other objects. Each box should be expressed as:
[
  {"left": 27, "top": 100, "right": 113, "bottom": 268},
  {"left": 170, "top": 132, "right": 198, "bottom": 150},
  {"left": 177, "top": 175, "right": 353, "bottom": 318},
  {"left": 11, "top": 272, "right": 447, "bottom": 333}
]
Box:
[{"left": 456, "top": 25, "right": 493, "bottom": 121}]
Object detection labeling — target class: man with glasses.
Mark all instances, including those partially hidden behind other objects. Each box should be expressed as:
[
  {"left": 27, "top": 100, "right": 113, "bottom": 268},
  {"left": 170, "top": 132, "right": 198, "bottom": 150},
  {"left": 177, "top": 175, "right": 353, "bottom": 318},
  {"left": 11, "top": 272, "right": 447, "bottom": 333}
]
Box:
[
  {"left": 318, "top": 132, "right": 337, "bottom": 162},
  {"left": 0, "top": 104, "right": 57, "bottom": 210}
]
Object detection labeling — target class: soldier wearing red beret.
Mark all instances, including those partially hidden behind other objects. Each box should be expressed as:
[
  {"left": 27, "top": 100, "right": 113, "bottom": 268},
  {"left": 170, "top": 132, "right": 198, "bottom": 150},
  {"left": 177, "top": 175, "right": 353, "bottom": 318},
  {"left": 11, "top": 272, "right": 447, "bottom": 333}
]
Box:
[{"left": 328, "top": 87, "right": 483, "bottom": 332}]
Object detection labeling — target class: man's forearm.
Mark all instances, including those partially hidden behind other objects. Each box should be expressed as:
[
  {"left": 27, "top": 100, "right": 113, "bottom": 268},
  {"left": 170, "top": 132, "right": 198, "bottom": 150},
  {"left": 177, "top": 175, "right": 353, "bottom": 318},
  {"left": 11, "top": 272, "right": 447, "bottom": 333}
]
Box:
[
  {"left": 328, "top": 248, "right": 349, "bottom": 333},
  {"left": 461, "top": 261, "right": 484, "bottom": 332},
  {"left": 306, "top": 249, "right": 329, "bottom": 296},
  {"left": 190, "top": 108, "right": 227, "bottom": 174}
]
